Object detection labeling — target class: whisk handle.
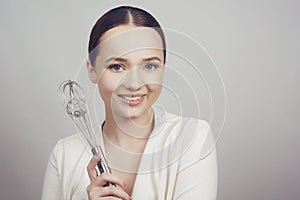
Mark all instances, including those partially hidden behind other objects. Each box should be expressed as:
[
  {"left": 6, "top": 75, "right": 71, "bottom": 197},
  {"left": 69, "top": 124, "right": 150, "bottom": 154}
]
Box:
[
  {"left": 96, "top": 160, "right": 116, "bottom": 187},
  {"left": 92, "top": 146, "right": 116, "bottom": 187}
]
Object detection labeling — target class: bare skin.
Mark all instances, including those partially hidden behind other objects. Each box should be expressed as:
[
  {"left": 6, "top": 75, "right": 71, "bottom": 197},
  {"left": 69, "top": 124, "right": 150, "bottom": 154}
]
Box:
[
  {"left": 86, "top": 25, "right": 164, "bottom": 200},
  {"left": 86, "top": 154, "right": 132, "bottom": 200}
]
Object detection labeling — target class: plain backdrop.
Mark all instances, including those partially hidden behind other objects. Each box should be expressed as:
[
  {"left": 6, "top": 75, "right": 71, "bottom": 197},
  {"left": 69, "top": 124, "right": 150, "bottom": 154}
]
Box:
[{"left": 0, "top": 0, "right": 299, "bottom": 199}]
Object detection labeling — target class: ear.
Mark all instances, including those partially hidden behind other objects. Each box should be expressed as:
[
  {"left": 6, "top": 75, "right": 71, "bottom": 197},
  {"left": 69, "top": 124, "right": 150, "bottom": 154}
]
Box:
[{"left": 86, "top": 59, "right": 98, "bottom": 84}]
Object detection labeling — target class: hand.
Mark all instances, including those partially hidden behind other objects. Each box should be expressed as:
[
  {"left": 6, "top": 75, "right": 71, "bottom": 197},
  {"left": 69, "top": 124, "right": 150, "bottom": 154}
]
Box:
[{"left": 86, "top": 154, "right": 132, "bottom": 200}]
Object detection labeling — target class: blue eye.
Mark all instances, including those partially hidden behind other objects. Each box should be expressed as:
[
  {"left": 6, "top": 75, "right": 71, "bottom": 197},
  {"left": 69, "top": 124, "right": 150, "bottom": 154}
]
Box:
[
  {"left": 109, "top": 64, "right": 124, "bottom": 72},
  {"left": 144, "top": 63, "right": 158, "bottom": 71}
]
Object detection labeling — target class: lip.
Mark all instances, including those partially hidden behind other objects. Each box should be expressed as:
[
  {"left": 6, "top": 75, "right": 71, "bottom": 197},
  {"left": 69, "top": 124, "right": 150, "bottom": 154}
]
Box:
[{"left": 118, "top": 94, "right": 146, "bottom": 106}]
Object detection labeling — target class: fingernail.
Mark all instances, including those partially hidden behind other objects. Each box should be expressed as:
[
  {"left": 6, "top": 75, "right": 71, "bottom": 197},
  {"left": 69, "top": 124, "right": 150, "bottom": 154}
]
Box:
[{"left": 123, "top": 181, "right": 128, "bottom": 188}]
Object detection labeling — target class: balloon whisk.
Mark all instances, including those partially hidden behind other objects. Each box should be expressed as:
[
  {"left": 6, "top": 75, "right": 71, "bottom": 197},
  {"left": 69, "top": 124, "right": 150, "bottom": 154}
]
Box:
[{"left": 59, "top": 80, "right": 114, "bottom": 184}]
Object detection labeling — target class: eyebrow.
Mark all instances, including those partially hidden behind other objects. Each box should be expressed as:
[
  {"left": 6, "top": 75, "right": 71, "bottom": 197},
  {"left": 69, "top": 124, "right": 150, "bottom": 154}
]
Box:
[
  {"left": 105, "top": 57, "right": 127, "bottom": 63},
  {"left": 142, "top": 56, "right": 162, "bottom": 62},
  {"left": 105, "top": 56, "right": 162, "bottom": 63}
]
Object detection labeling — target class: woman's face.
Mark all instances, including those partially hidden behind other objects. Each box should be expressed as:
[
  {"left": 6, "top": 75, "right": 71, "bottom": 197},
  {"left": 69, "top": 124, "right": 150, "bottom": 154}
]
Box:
[{"left": 88, "top": 25, "right": 165, "bottom": 121}]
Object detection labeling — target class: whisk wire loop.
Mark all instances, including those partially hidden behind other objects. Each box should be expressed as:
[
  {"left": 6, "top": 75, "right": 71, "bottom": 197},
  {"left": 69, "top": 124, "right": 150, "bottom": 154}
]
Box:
[{"left": 59, "top": 80, "right": 115, "bottom": 185}]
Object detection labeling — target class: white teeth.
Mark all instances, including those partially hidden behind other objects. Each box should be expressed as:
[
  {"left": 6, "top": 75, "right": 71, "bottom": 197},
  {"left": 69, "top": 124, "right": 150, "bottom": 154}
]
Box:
[{"left": 121, "top": 95, "right": 143, "bottom": 101}]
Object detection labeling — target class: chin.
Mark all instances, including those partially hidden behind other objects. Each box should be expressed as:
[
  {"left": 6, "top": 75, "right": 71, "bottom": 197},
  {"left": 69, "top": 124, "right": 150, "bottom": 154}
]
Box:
[{"left": 111, "top": 103, "right": 150, "bottom": 120}]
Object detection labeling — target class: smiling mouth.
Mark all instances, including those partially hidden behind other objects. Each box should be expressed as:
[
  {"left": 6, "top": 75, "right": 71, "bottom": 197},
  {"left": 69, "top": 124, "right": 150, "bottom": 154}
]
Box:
[
  {"left": 121, "top": 96, "right": 143, "bottom": 101},
  {"left": 118, "top": 94, "right": 146, "bottom": 106}
]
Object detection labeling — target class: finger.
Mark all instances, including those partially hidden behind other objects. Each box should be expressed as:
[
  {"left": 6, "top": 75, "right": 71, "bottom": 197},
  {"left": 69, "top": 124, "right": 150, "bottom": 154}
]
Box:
[
  {"left": 92, "top": 186, "right": 132, "bottom": 200},
  {"left": 87, "top": 185, "right": 129, "bottom": 200},
  {"left": 92, "top": 173, "right": 127, "bottom": 188},
  {"left": 99, "top": 197, "right": 123, "bottom": 200},
  {"left": 87, "top": 154, "right": 101, "bottom": 181}
]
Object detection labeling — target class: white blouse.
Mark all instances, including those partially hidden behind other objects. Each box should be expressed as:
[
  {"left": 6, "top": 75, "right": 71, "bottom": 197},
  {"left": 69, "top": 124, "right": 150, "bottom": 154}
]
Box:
[{"left": 41, "top": 106, "right": 218, "bottom": 200}]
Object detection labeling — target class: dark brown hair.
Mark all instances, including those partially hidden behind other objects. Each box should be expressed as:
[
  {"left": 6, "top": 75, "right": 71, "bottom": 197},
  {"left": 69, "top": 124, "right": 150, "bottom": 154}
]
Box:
[{"left": 88, "top": 6, "right": 166, "bottom": 66}]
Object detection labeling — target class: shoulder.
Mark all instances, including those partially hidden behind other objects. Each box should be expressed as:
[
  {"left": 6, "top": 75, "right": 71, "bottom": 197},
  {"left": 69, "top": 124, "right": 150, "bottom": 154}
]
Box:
[
  {"left": 160, "top": 106, "right": 210, "bottom": 129},
  {"left": 53, "top": 134, "right": 86, "bottom": 154},
  {"left": 44, "top": 134, "right": 91, "bottom": 199},
  {"left": 164, "top": 111, "right": 215, "bottom": 159},
  {"left": 56, "top": 134, "right": 81, "bottom": 146},
  {"left": 153, "top": 106, "right": 212, "bottom": 145},
  {"left": 50, "top": 134, "right": 91, "bottom": 167},
  {"left": 164, "top": 110, "right": 211, "bottom": 139},
  {"left": 158, "top": 107, "right": 213, "bottom": 149}
]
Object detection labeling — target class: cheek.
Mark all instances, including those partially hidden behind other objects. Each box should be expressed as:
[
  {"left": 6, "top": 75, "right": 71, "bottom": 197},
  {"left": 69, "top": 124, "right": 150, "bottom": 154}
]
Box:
[
  {"left": 149, "top": 84, "right": 163, "bottom": 98},
  {"left": 142, "top": 68, "right": 164, "bottom": 85},
  {"left": 98, "top": 73, "right": 120, "bottom": 99}
]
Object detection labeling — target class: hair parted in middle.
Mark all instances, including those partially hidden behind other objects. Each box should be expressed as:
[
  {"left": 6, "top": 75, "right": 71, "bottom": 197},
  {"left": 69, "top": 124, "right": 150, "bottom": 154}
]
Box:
[{"left": 88, "top": 6, "right": 166, "bottom": 66}]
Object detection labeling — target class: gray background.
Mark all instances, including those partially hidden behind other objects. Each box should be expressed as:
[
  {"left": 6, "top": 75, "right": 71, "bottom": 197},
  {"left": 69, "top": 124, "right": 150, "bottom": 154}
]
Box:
[{"left": 0, "top": 0, "right": 299, "bottom": 199}]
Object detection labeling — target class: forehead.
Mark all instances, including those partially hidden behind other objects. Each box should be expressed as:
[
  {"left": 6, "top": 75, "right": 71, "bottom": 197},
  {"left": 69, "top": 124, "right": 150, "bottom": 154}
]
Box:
[{"left": 98, "top": 25, "right": 164, "bottom": 60}]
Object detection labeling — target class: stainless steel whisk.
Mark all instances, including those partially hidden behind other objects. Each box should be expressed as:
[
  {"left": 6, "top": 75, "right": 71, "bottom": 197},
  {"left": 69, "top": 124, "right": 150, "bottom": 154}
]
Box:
[{"left": 59, "top": 80, "right": 115, "bottom": 186}]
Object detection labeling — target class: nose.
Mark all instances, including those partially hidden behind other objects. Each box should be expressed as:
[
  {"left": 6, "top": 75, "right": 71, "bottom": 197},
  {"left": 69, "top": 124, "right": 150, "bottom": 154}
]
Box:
[{"left": 122, "top": 68, "right": 143, "bottom": 91}]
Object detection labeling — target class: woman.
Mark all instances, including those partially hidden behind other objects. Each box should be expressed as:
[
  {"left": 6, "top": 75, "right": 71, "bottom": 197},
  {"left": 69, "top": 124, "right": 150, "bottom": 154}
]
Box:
[{"left": 42, "top": 6, "right": 217, "bottom": 200}]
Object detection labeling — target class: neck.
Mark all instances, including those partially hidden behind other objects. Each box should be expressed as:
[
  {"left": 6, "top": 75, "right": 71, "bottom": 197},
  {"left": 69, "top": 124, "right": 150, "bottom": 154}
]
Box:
[{"left": 102, "top": 107, "right": 154, "bottom": 152}]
